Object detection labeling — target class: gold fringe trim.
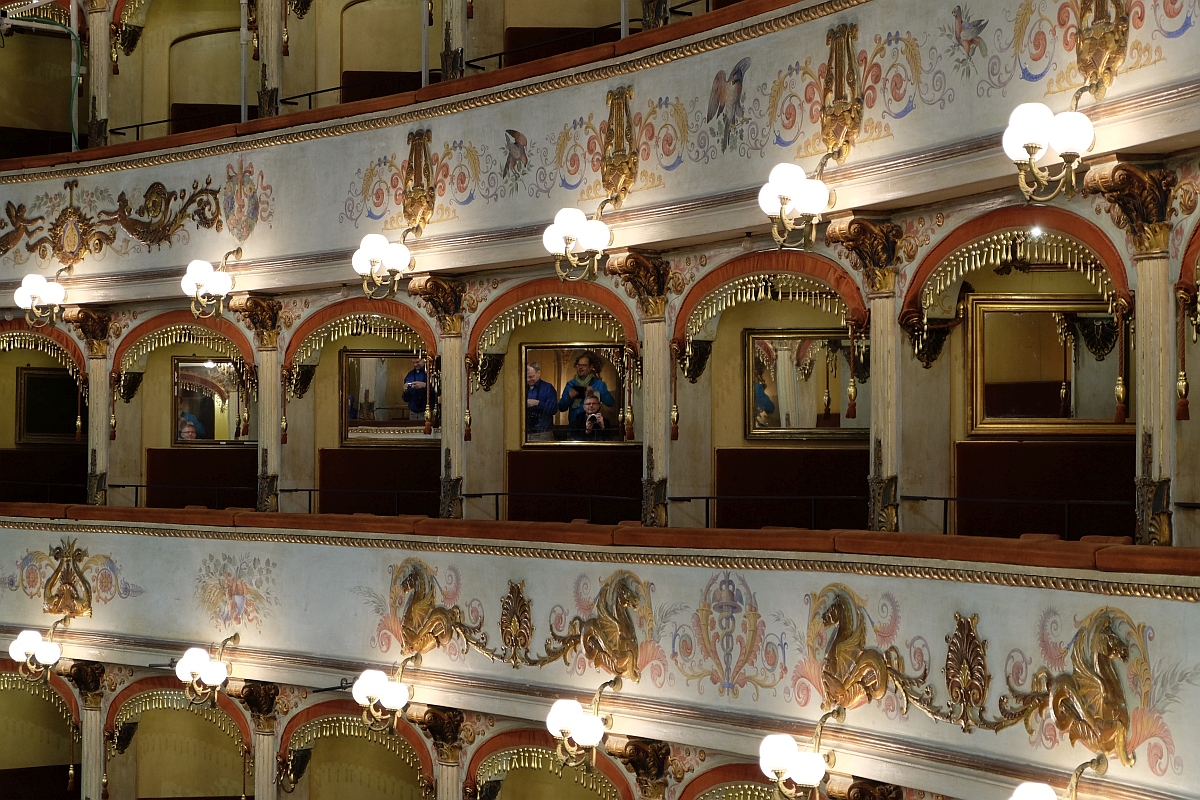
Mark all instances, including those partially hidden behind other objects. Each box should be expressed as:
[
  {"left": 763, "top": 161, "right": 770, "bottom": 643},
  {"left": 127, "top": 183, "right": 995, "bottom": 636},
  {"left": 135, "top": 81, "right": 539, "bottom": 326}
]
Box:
[
  {"left": 696, "top": 785, "right": 774, "bottom": 800},
  {"left": 110, "top": 689, "right": 242, "bottom": 755},
  {"left": 476, "top": 746, "right": 619, "bottom": 800},
  {"left": 0, "top": 673, "right": 81, "bottom": 740},
  {"left": 289, "top": 313, "right": 426, "bottom": 379},
  {"left": 287, "top": 715, "right": 421, "bottom": 772},
  {"left": 118, "top": 324, "right": 256, "bottom": 397},
  {"left": 0, "top": 332, "right": 84, "bottom": 386},
  {"left": 478, "top": 297, "right": 624, "bottom": 355}
]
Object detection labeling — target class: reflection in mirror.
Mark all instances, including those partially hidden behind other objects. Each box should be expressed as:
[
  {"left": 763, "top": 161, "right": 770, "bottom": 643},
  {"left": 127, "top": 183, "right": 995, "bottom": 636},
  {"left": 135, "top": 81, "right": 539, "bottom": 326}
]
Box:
[
  {"left": 522, "top": 344, "right": 629, "bottom": 445},
  {"left": 745, "top": 329, "right": 869, "bottom": 439},
  {"left": 340, "top": 349, "right": 440, "bottom": 445},
  {"left": 971, "top": 296, "right": 1131, "bottom": 433},
  {"left": 173, "top": 357, "right": 255, "bottom": 445}
]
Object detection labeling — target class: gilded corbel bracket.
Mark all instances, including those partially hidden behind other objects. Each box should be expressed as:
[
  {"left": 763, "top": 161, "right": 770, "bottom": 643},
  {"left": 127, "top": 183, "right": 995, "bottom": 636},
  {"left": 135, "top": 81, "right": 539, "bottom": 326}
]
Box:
[
  {"left": 604, "top": 250, "right": 684, "bottom": 318},
  {"left": 825, "top": 213, "right": 902, "bottom": 296},
  {"left": 231, "top": 679, "right": 281, "bottom": 733},
  {"left": 1082, "top": 157, "right": 1197, "bottom": 254},
  {"left": 407, "top": 703, "right": 467, "bottom": 765},
  {"left": 228, "top": 295, "right": 283, "bottom": 349},
  {"left": 824, "top": 775, "right": 902, "bottom": 800},
  {"left": 605, "top": 735, "right": 685, "bottom": 800},
  {"left": 408, "top": 273, "right": 467, "bottom": 335},
  {"left": 63, "top": 659, "right": 107, "bottom": 708},
  {"left": 63, "top": 307, "right": 113, "bottom": 358}
]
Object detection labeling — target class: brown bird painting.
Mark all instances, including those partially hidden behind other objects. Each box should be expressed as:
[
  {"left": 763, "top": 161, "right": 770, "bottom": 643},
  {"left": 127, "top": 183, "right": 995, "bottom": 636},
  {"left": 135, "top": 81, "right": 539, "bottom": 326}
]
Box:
[
  {"left": 502, "top": 129, "right": 529, "bottom": 178},
  {"left": 707, "top": 56, "right": 751, "bottom": 151}
]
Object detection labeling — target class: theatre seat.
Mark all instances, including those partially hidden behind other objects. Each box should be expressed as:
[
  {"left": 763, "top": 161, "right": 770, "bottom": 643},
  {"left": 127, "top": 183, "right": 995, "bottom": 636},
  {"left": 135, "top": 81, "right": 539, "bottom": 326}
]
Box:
[{"left": 832, "top": 530, "right": 1107, "bottom": 570}]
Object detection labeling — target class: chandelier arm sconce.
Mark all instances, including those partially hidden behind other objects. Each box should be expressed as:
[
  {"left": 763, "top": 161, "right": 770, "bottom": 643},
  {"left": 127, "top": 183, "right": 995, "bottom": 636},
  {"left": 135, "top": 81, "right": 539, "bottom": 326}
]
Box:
[
  {"left": 757, "top": 705, "right": 843, "bottom": 799},
  {"left": 352, "top": 652, "right": 421, "bottom": 734},
  {"left": 6, "top": 615, "right": 71, "bottom": 682},
  {"left": 1001, "top": 1, "right": 1129, "bottom": 202},
  {"left": 810, "top": 704, "right": 845, "bottom": 768},
  {"left": 1009, "top": 754, "right": 1108, "bottom": 800},
  {"left": 183, "top": 248, "right": 242, "bottom": 319},
  {"left": 547, "top": 676, "right": 624, "bottom": 772},
  {"left": 14, "top": 265, "right": 72, "bottom": 328},
  {"left": 176, "top": 632, "right": 239, "bottom": 707}
]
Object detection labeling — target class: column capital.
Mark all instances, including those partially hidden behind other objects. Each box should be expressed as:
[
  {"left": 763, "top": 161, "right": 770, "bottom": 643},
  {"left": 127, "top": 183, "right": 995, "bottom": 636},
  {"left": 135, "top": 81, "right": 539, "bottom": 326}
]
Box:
[
  {"left": 229, "top": 295, "right": 283, "bottom": 349},
  {"left": 824, "top": 774, "right": 902, "bottom": 800},
  {"left": 408, "top": 274, "right": 466, "bottom": 335},
  {"left": 86, "top": 0, "right": 110, "bottom": 12},
  {"left": 407, "top": 703, "right": 465, "bottom": 765},
  {"left": 1082, "top": 156, "right": 1193, "bottom": 255},
  {"left": 63, "top": 659, "right": 107, "bottom": 708},
  {"left": 604, "top": 735, "right": 681, "bottom": 800},
  {"left": 604, "top": 249, "right": 684, "bottom": 319},
  {"left": 63, "top": 307, "right": 112, "bottom": 358},
  {"left": 232, "top": 679, "right": 281, "bottom": 733},
  {"left": 825, "top": 211, "right": 903, "bottom": 297}
]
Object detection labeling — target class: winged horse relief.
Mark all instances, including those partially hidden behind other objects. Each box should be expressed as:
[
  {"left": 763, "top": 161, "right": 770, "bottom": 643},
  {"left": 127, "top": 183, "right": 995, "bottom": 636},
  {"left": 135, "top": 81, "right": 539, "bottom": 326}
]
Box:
[{"left": 354, "top": 557, "right": 494, "bottom": 659}]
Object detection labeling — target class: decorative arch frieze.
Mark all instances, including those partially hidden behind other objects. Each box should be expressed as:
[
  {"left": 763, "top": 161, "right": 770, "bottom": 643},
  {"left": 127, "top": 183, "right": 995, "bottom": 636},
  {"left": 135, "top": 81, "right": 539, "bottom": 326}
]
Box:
[
  {"left": 104, "top": 675, "right": 252, "bottom": 751},
  {"left": 111, "top": 310, "right": 257, "bottom": 400},
  {"left": 677, "top": 764, "right": 772, "bottom": 800},
  {"left": 282, "top": 297, "right": 438, "bottom": 371},
  {"left": 466, "top": 277, "right": 640, "bottom": 360},
  {"left": 0, "top": 657, "right": 81, "bottom": 734},
  {"left": 0, "top": 318, "right": 88, "bottom": 385},
  {"left": 464, "top": 729, "right": 634, "bottom": 800}
]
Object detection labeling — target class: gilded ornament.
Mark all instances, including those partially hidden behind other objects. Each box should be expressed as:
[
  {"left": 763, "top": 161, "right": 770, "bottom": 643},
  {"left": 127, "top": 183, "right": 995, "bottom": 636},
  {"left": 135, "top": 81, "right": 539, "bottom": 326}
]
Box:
[
  {"left": 388, "top": 557, "right": 493, "bottom": 658},
  {"left": 1135, "top": 431, "right": 1172, "bottom": 546},
  {"left": 604, "top": 250, "right": 684, "bottom": 318},
  {"left": 1081, "top": 159, "right": 1193, "bottom": 255},
  {"left": 599, "top": 86, "right": 639, "bottom": 212},
  {"left": 408, "top": 703, "right": 467, "bottom": 764},
  {"left": 470, "top": 353, "right": 505, "bottom": 392},
  {"left": 0, "top": 202, "right": 43, "bottom": 257},
  {"left": 497, "top": 580, "right": 535, "bottom": 667},
  {"left": 820, "top": 24, "right": 863, "bottom": 165},
  {"left": 866, "top": 439, "right": 898, "bottom": 532},
  {"left": 1075, "top": 0, "right": 1130, "bottom": 101},
  {"left": 825, "top": 214, "right": 902, "bottom": 296},
  {"left": 403, "top": 130, "right": 437, "bottom": 238},
  {"left": 228, "top": 296, "right": 283, "bottom": 348},
  {"left": 605, "top": 736, "right": 685, "bottom": 800},
  {"left": 24, "top": 181, "right": 116, "bottom": 268},
  {"left": 100, "top": 178, "right": 223, "bottom": 248},
  {"left": 408, "top": 274, "right": 467, "bottom": 334}
]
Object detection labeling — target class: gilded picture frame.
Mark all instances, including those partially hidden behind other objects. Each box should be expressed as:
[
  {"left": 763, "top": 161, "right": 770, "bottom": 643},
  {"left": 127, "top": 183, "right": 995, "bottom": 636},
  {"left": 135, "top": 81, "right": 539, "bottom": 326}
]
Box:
[
  {"left": 338, "top": 348, "right": 441, "bottom": 447},
  {"left": 520, "top": 342, "right": 632, "bottom": 447},
  {"left": 16, "top": 367, "right": 86, "bottom": 445},
  {"left": 171, "top": 356, "right": 256, "bottom": 447}
]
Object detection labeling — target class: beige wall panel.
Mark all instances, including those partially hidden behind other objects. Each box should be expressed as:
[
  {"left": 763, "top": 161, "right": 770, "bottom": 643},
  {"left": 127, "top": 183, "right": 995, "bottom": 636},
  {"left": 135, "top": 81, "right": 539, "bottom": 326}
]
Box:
[
  {"left": 131, "top": 709, "right": 244, "bottom": 798},
  {"left": 306, "top": 736, "right": 422, "bottom": 800},
  {"left": 0, "top": 349, "right": 65, "bottom": 449},
  {"left": 0, "top": 690, "right": 74, "bottom": 769},
  {"left": 169, "top": 31, "right": 244, "bottom": 107},
  {"left": 503, "top": 0, "right": 620, "bottom": 30},
  {"left": 0, "top": 33, "right": 75, "bottom": 132},
  {"left": 497, "top": 765, "right": 610, "bottom": 800},
  {"left": 139, "top": 0, "right": 241, "bottom": 124}
]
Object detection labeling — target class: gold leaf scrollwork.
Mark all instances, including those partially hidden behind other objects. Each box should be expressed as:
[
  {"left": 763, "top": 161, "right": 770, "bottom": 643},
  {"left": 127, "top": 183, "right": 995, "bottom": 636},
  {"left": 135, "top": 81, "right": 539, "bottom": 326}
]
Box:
[
  {"left": 820, "top": 23, "right": 863, "bottom": 165},
  {"left": 99, "top": 178, "right": 223, "bottom": 248},
  {"left": 497, "top": 580, "right": 534, "bottom": 667},
  {"left": 43, "top": 537, "right": 95, "bottom": 618},
  {"left": 1075, "top": 0, "right": 1130, "bottom": 101},
  {"left": 23, "top": 181, "right": 115, "bottom": 268},
  {"left": 600, "top": 86, "right": 639, "bottom": 212},
  {"left": 403, "top": 129, "right": 436, "bottom": 238}
]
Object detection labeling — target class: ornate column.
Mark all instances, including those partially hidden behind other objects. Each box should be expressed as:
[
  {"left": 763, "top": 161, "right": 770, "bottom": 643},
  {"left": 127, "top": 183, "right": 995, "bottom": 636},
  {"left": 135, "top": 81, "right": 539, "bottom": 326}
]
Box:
[
  {"left": 232, "top": 680, "right": 280, "bottom": 800},
  {"left": 409, "top": 275, "right": 467, "bottom": 518},
  {"left": 407, "top": 704, "right": 466, "bottom": 800},
  {"left": 86, "top": 0, "right": 111, "bottom": 146},
  {"left": 65, "top": 308, "right": 113, "bottom": 505},
  {"left": 1084, "top": 158, "right": 1188, "bottom": 545},
  {"left": 440, "top": 0, "right": 466, "bottom": 80},
  {"left": 61, "top": 660, "right": 106, "bottom": 800},
  {"left": 605, "top": 251, "right": 683, "bottom": 527},
  {"left": 230, "top": 296, "right": 283, "bottom": 511},
  {"left": 257, "top": 0, "right": 283, "bottom": 115},
  {"left": 826, "top": 214, "right": 901, "bottom": 531},
  {"left": 605, "top": 736, "right": 683, "bottom": 799}
]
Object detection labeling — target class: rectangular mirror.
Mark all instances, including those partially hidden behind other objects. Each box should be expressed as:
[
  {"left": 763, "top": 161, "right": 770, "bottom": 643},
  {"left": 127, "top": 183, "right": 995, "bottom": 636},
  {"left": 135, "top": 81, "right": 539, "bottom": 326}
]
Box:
[
  {"left": 339, "top": 349, "right": 440, "bottom": 445},
  {"left": 173, "top": 357, "right": 256, "bottom": 445},
  {"left": 969, "top": 295, "right": 1132, "bottom": 435},
  {"left": 521, "top": 344, "right": 629, "bottom": 445},
  {"left": 17, "top": 367, "right": 86, "bottom": 445},
  {"left": 745, "top": 329, "right": 870, "bottom": 440}
]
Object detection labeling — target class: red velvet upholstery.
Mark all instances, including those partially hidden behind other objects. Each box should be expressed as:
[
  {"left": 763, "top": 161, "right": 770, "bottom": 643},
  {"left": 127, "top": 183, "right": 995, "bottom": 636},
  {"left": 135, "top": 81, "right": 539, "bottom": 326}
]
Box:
[
  {"left": 66, "top": 505, "right": 240, "bottom": 526},
  {"left": 414, "top": 518, "right": 616, "bottom": 546},
  {"left": 1095, "top": 545, "right": 1200, "bottom": 576},
  {"left": 233, "top": 512, "right": 423, "bottom": 534},
  {"left": 833, "top": 530, "right": 1108, "bottom": 570},
  {"left": 614, "top": 526, "right": 836, "bottom": 552}
]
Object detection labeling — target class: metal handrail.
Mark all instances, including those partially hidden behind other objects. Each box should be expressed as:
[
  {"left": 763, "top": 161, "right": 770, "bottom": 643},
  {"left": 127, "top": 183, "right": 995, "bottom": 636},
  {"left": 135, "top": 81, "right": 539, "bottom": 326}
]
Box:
[
  {"left": 668, "top": 493, "right": 868, "bottom": 529},
  {"left": 901, "top": 494, "right": 1135, "bottom": 537},
  {"left": 109, "top": 107, "right": 253, "bottom": 141}
]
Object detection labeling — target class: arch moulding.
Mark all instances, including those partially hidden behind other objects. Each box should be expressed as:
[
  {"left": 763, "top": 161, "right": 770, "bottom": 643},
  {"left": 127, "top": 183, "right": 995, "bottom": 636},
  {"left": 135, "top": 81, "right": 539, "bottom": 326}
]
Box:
[
  {"left": 463, "top": 728, "right": 635, "bottom": 800},
  {"left": 0, "top": 318, "right": 87, "bottom": 378},
  {"left": 104, "top": 675, "right": 252, "bottom": 747},
  {"left": 670, "top": 249, "right": 870, "bottom": 348},
  {"left": 677, "top": 763, "right": 772, "bottom": 800},
  {"left": 901, "top": 205, "right": 1133, "bottom": 325},
  {"left": 282, "top": 296, "right": 440, "bottom": 370},
  {"left": 466, "top": 277, "right": 640, "bottom": 360},
  {"left": 1, "top": 657, "right": 81, "bottom": 726},
  {"left": 1178, "top": 218, "right": 1200, "bottom": 295},
  {"left": 277, "top": 697, "right": 434, "bottom": 776},
  {"left": 111, "top": 310, "right": 257, "bottom": 376}
]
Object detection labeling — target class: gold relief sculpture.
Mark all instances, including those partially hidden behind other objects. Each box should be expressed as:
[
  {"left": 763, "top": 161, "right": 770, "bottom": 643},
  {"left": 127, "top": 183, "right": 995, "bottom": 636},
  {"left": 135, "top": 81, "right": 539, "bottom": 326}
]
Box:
[
  {"left": 497, "top": 580, "right": 534, "bottom": 667},
  {"left": 42, "top": 538, "right": 95, "bottom": 618},
  {"left": 1075, "top": 0, "right": 1130, "bottom": 101},
  {"left": 0, "top": 202, "right": 44, "bottom": 258},
  {"left": 1012, "top": 607, "right": 1138, "bottom": 767},
  {"left": 23, "top": 182, "right": 116, "bottom": 269},
  {"left": 386, "top": 557, "right": 494, "bottom": 659},
  {"left": 408, "top": 274, "right": 469, "bottom": 335},
  {"left": 526, "top": 570, "right": 654, "bottom": 682},
  {"left": 101, "top": 178, "right": 223, "bottom": 248},
  {"left": 820, "top": 24, "right": 863, "bottom": 166},
  {"left": 603, "top": 250, "right": 685, "bottom": 318},
  {"left": 403, "top": 130, "right": 436, "bottom": 239},
  {"left": 599, "top": 87, "right": 639, "bottom": 213},
  {"left": 813, "top": 584, "right": 930, "bottom": 713}
]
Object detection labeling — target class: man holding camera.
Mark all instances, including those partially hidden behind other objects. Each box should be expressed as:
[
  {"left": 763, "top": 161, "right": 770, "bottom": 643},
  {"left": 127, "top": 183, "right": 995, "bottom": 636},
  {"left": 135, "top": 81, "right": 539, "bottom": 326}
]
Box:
[
  {"left": 558, "top": 352, "right": 615, "bottom": 427},
  {"left": 402, "top": 357, "right": 436, "bottom": 420},
  {"left": 570, "top": 392, "right": 613, "bottom": 440}
]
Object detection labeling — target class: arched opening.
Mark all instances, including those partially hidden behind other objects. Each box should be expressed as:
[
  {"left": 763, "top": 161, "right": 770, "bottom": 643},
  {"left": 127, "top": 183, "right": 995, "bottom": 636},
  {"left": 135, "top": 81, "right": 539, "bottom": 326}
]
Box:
[
  {"left": 110, "top": 312, "right": 258, "bottom": 509},
  {"left": 677, "top": 764, "right": 771, "bottom": 800},
  {"left": 902, "top": 209, "right": 1135, "bottom": 539},
  {"left": 106, "top": 707, "right": 249, "bottom": 799},
  {"left": 0, "top": 322, "right": 88, "bottom": 503},
  {"left": 0, "top": 672, "right": 80, "bottom": 795},
  {"left": 281, "top": 298, "right": 441, "bottom": 516},
  {"left": 465, "top": 730, "right": 633, "bottom": 800},
  {"left": 669, "top": 250, "right": 870, "bottom": 529},
  {"left": 465, "top": 277, "right": 641, "bottom": 523}
]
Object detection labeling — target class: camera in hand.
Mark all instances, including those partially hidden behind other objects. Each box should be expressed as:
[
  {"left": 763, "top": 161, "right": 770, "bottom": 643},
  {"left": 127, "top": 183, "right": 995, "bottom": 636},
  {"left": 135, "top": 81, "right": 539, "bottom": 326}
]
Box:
[{"left": 587, "top": 413, "right": 601, "bottom": 426}]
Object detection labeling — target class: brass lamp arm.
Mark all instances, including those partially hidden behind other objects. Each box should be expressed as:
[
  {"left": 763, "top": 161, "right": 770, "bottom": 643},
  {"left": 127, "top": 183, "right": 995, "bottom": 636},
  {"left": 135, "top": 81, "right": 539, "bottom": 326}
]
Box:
[{"left": 1065, "top": 755, "right": 1108, "bottom": 800}]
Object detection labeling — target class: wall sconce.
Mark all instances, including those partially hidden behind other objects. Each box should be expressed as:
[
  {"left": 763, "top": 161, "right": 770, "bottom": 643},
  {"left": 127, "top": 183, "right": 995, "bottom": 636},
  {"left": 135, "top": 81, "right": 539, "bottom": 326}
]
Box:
[
  {"left": 14, "top": 272, "right": 68, "bottom": 328},
  {"left": 352, "top": 652, "right": 419, "bottom": 733},
  {"left": 546, "top": 676, "right": 622, "bottom": 770},
  {"left": 759, "top": 162, "right": 834, "bottom": 250},
  {"left": 175, "top": 632, "right": 239, "bottom": 706},
  {"left": 182, "top": 248, "right": 241, "bottom": 319},
  {"left": 6, "top": 616, "right": 69, "bottom": 682},
  {"left": 351, "top": 233, "right": 414, "bottom": 300},
  {"left": 757, "top": 706, "right": 843, "bottom": 799},
  {"left": 1010, "top": 755, "right": 1108, "bottom": 800},
  {"left": 542, "top": 207, "right": 612, "bottom": 283},
  {"left": 1001, "top": 1, "right": 1128, "bottom": 201}
]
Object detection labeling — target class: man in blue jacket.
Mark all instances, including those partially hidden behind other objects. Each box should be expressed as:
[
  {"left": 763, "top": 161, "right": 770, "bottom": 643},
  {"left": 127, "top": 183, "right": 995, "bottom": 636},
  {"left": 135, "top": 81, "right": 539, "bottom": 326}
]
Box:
[
  {"left": 402, "top": 357, "right": 437, "bottom": 420},
  {"left": 559, "top": 352, "right": 615, "bottom": 426},
  {"left": 525, "top": 362, "right": 558, "bottom": 438}
]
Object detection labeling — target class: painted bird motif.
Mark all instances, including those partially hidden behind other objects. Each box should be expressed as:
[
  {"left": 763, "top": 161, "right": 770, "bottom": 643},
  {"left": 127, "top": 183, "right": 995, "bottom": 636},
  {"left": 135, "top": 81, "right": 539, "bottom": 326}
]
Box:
[
  {"left": 706, "top": 57, "right": 751, "bottom": 151},
  {"left": 951, "top": 5, "right": 988, "bottom": 58},
  {"left": 501, "top": 129, "right": 528, "bottom": 178}
]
